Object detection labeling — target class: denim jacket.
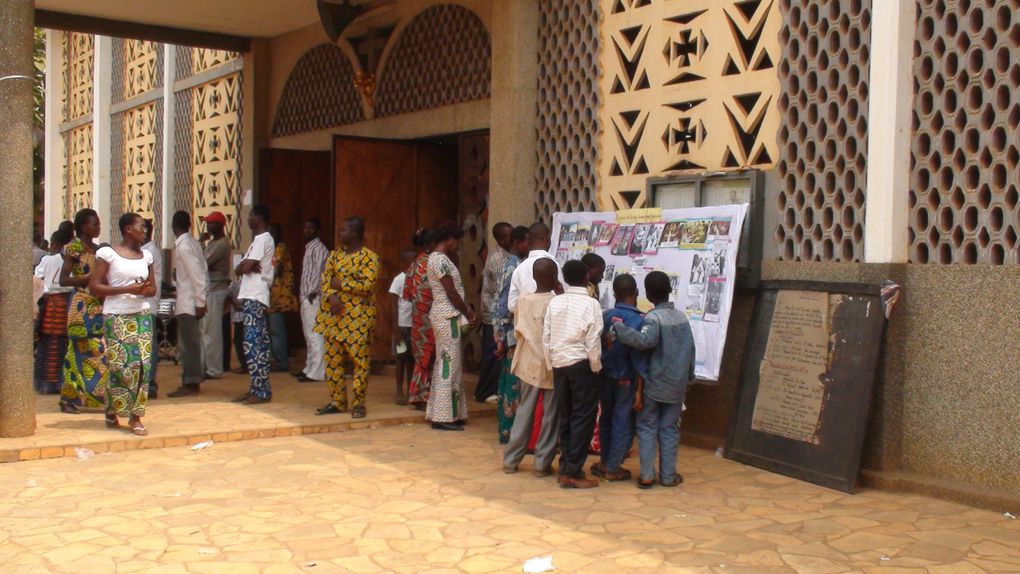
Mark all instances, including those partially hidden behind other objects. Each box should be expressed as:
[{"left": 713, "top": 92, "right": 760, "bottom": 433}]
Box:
[
  {"left": 612, "top": 302, "right": 695, "bottom": 404},
  {"left": 601, "top": 304, "right": 649, "bottom": 381}
]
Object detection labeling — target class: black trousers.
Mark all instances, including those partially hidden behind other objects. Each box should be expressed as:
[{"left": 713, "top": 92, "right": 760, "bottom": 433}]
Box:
[
  {"left": 474, "top": 323, "right": 500, "bottom": 401},
  {"left": 554, "top": 360, "right": 601, "bottom": 478}
]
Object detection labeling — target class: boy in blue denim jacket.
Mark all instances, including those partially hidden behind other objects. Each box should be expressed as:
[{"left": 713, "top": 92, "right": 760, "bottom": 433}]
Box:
[
  {"left": 592, "top": 274, "right": 648, "bottom": 482},
  {"left": 611, "top": 271, "right": 696, "bottom": 489}
]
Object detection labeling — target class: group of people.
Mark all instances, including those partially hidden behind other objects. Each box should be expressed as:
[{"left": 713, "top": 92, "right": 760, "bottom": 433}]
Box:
[
  {"left": 474, "top": 222, "right": 697, "bottom": 489},
  {"left": 33, "top": 209, "right": 698, "bottom": 488}
]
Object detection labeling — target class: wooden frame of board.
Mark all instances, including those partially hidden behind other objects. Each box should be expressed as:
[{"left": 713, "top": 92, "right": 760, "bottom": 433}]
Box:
[{"left": 724, "top": 280, "right": 887, "bottom": 493}]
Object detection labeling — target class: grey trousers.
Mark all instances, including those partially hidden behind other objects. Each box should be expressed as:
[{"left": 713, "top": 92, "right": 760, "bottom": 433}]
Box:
[
  {"left": 176, "top": 313, "right": 204, "bottom": 388},
  {"left": 201, "top": 288, "right": 229, "bottom": 377},
  {"left": 503, "top": 382, "right": 560, "bottom": 471}
]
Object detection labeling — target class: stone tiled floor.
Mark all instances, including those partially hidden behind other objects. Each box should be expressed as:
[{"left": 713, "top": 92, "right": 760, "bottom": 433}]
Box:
[
  {"left": 0, "top": 364, "right": 492, "bottom": 462},
  {"left": 1, "top": 419, "right": 1018, "bottom": 574}
]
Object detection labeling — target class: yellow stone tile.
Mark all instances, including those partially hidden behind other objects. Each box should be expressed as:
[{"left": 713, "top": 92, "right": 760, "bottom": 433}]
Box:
[{"left": 18, "top": 448, "right": 40, "bottom": 461}]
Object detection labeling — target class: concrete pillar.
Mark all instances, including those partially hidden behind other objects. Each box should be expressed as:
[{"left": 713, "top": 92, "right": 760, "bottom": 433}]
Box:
[
  {"left": 43, "top": 29, "right": 64, "bottom": 235},
  {"left": 0, "top": 0, "right": 37, "bottom": 437},
  {"left": 92, "top": 35, "right": 113, "bottom": 243},
  {"left": 863, "top": 0, "right": 913, "bottom": 263},
  {"left": 161, "top": 45, "right": 176, "bottom": 249},
  {"left": 488, "top": 0, "right": 539, "bottom": 228}
]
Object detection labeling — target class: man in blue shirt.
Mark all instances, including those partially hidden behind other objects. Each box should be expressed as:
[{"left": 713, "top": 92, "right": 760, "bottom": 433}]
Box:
[
  {"left": 612, "top": 271, "right": 696, "bottom": 489},
  {"left": 592, "top": 274, "right": 648, "bottom": 482}
]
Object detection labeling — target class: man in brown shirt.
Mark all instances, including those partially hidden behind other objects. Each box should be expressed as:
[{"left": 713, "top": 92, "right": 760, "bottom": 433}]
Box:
[{"left": 503, "top": 258, "right": 559, "bottom": 477}]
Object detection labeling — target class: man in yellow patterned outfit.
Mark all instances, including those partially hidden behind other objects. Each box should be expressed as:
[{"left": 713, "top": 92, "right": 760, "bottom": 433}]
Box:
[{"left": 314, "top": 216, "right": 379, "bottom": 419}]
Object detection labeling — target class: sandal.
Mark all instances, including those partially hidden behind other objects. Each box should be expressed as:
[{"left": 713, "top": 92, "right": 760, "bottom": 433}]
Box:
[
  {"left": 638, "top": 479, "right": 655, "bottom": 490},
  {"left": 352, "top": 406, "right": 366, "bottom": 419},
  {"left": 59, "top": 401, "right": 80, "bottom": 414},
  {"left": 105, "top": 412, "right": 120, "bottom": 428},
  {"left": 129, "top": 418, "right": 148, "bottom": 436}
]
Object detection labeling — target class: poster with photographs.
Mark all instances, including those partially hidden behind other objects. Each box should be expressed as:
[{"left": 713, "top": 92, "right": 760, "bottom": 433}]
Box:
[{"left": 550, "top": 204, "right": 747, "bottom": 381}]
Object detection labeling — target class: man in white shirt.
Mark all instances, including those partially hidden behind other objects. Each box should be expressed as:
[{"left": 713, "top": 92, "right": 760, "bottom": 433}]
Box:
[
  {"left": 233, "top": 205, "right": 276, "bottom": 404},
  {"left": 508, "top": 222, "right": 564, "bottom": 313},
  {"left": 295, "top": 218, "right": 329, "bottom": 383},
  {"left": 542, "top": 260, "right": 603, "bottom": 489},
  {"left": 168, "top": 212, "right": 208, "bottom": 398},
  {"left": 141, "top": 219, "right": 162, "bottom": 397}
]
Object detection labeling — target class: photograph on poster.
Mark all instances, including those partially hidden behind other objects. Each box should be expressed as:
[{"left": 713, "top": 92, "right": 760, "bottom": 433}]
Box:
[
  {"left": 559, "top": 223, "right": 576, "bottom": 245},
  {"left": 630, "top": 224, "right": 652, "bottom": 256},
  {"left": 708, "top": 240, "right": 728, "bottom": 277},
  {"left": 680, "top": 219, "right": 709, "bottom": 249},
  {"left": 708, "top": 219, "right": 732, "bottom": 237},
  {"left": 687, "top": 283, "right": 705, "bottom": 315},
  {"left": 660, "top": 221, "right": 684, "bottom": 248},
  {"left": 588, "top": 222, "right": 603, "bottom": 246},
  {"left": 703, "top": 277, "right": 726, "bottom": 322},
  {"left": 668, "top": 272, "right": 681, "bottom": 299},
  {"left": 690, "top": 253, "right": 708, "bottom": 285},
  {"left": 610, "top": 225, "right": 634, "bottom": 256},
  {"left": 574, "top": 225, "right": 590, "bottom": 246},
  {"left": 555, "top": 248, "right": 570, "bottom": 266},
  {"left": 644, "top": 223, "right": 666, "bottom": 255},
  {"left": 597, "top": 223, "right": 618, "bottom": 246},
  {"left": 604, "top": 264, "right": 616, "bottom": 282}
]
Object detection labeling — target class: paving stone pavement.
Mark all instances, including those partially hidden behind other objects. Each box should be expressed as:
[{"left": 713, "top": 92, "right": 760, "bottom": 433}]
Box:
[{"left": 1, "top": 418, "right": 1018, "bottom": 574}]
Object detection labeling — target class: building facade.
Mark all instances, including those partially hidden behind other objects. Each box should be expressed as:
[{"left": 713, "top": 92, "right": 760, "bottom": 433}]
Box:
[{"left": 38, "top": 0, "right": 1020, "bottom": 507}]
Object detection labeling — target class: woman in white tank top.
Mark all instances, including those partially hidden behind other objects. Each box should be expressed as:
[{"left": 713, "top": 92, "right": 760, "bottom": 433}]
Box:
[{"left": 89, "top": 213, "right": 157, "bottom": 436}]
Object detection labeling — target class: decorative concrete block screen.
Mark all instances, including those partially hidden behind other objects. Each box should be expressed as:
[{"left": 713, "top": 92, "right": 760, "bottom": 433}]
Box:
[
  {"left": 776, "top": 0, "right": 872, "bottom": 262},
  {"left": 62, "top": 32, "right": 95, "bottom": 219},
  {"left": 375, "top": 4, "right": 491, "bottom": 118},
  {"left": 272, "top": 44, "right": 365, "bottom": 137},
  {"left": 599, "top": 0, "right": 781, "bottom": 211},
  {"left": 535, "top": 0, "right": 602, "bottom": 223},
  {"left": 910, "top": 0, "right": 1020, "bottom": 264}
]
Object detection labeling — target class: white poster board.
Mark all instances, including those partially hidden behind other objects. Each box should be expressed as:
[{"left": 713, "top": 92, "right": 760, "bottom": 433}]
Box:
[{"left": 551, "top": 204, "right": 748, "bottom": 381}]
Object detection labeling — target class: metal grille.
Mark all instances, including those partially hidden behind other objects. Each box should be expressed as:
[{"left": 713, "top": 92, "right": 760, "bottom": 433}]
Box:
[{"left": 272, "top": 44, "right": 365, "bottom": 137}]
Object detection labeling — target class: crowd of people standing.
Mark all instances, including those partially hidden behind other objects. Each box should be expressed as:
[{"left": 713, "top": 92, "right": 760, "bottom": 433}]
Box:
[{"left": 32, "top": 209, "right": 698, "bottom": 490}]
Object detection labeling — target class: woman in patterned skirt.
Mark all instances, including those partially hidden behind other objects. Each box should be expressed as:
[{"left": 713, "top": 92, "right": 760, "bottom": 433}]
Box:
[
  {"left": 90, "top": 213, "right": 157, "bottom": 435},
  {"left": 404, "top": 229, "right": 437, "bottom": 410},
  {"left": 34, "top": 229, "right": 73, "bottom": 394},
  {"left": 59, "top": 209, "right": 110, "bottom": 413},
  {"left": 426, "top": 224, "right": 479, "bottom": 431}
]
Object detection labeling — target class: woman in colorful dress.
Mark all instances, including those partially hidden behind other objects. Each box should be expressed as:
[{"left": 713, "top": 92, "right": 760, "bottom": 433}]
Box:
[
  {"left": 404, "top": 229, "right": 437, "bottom": 411},
  {"left": 34, "top": 229, "right": 74, "bottom": 394},
  {"left": 90, "top": 213, "right": 157, "bottom": 435},
  {"left": 59, "top": 209, "right": 110, "bottom": 413},
  {"left": 426, "top": 224, "right": 479, "bottom": 431}
]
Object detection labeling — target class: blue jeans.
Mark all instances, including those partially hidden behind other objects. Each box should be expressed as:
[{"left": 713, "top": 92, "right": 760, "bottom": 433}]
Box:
[
  {"left": 268, "top": 311, "right": 289, "bottom": 370},
  {"left": 599, "top": 376, "right": 636, "bottom": 472},
  {"left": 636, "top": 388, "right": 687, "bottom": 483}
]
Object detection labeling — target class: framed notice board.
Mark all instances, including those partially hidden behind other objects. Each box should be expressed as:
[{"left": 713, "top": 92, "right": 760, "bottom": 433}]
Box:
[{"left": 725, "top": 280, "right": 887, "bottom": 493}]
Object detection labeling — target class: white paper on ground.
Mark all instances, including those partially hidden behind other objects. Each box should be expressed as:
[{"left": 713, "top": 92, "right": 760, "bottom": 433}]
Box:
[{"left": 523, "top": 555, "right": 554, "bottom": 573}]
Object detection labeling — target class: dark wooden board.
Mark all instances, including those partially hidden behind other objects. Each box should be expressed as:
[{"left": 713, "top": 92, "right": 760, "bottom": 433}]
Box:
[{"left": 725, "top": 280, "right": 886, "bottom": 493}]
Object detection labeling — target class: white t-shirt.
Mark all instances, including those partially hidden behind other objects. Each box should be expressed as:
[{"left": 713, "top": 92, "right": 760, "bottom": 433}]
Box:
[
  {"left": 388, "top": 272, "right": 413, "bottom": 328},
  {"left": 34, "top": 253, "right": 71, "bottom": 294},
  {"left": 96, "top": 246, "right": 154, "bottom": 315},
  {"left": 237, "top": 231, "right": 275, "bottom": 307}
]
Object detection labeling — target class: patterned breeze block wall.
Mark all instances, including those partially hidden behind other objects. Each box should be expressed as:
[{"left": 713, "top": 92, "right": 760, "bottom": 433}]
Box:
[
  {"left": 272, "top": 44, "right": 365, "bottom": 137},
  {"left": 375, "top": 4, "right": 491, "bottom": 118},
  {"left": 776, "top": 0, "right": 872, "bottom": 262},
  {"left": 599, "top": 0, "right": 781, "bottom": 210},
  {"left": 910, "top": 0, "right": 1020, "bottom": 264},
  {"left": 173, "top": 49, "right": 245, "bottom": 248},
  {"left": 62, "top": 32, "right": 95, "bottom": 219},
  {"left": 535, "top": 0, "right": 602, "bottom": 223}
]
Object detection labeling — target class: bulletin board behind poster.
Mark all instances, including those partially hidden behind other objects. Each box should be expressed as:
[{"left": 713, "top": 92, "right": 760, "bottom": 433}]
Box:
[
  {"left": 551, "top": 204, "right": 748, "bottom": 381},
  {"left": 724, "top": 281, "right": 887, "bottom": 493}
]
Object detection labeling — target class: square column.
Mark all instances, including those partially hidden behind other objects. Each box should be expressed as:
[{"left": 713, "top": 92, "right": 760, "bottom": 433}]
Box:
[
  {"left": 864, "top": 0, "right": 913, "bottom": 263},
  {"left": 92, "top": 35, "right": 113, "bottom": 242}
]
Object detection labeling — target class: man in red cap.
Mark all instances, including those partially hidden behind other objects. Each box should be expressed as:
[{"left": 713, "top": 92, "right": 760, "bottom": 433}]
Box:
[{"left": 200, "top": 211, "right": 231, "bottom": 380}]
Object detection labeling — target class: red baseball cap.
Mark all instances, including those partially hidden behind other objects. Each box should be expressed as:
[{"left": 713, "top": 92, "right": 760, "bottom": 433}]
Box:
[{"left": 202, "top": 211, "right": 227, "bottom": 225}]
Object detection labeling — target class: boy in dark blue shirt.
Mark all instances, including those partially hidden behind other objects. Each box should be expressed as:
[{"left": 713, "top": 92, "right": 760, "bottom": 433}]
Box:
[
  {"left": 591, "top": 274, "right": 648, "bottom": 482},
  {"left": 612, "top": 271, "right": 696, "bottom": 489}
]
